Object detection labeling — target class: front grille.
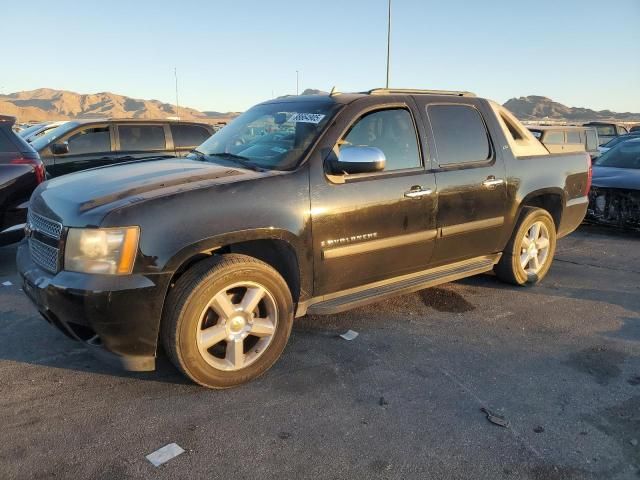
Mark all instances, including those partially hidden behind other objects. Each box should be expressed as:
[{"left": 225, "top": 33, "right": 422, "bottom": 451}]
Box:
[
  {"left": 28, "top": 211, "right": 63, "bottom": 240},
  {"left": 27, "top": 211, "right": 63, "bottom": 273},
  {"left": 29, "top": 237, "right": 60, "bottom": 273}
]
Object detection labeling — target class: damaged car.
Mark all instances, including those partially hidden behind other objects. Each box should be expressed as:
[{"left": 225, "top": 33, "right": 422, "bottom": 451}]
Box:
[{"left": 588, "top": 137, "right": 640, "bottom": 228}]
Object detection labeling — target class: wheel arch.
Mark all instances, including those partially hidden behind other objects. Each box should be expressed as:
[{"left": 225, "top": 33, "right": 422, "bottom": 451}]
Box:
[
  {"left": 517, "top": 188, "right": 565, "bottom": 230},
  {"left": 164, "top": 228, "right": 306, "bottom": 307}
]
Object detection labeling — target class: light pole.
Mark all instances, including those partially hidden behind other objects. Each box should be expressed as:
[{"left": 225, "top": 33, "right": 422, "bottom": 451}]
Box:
[
  {"left": 386, "top": 0, "right": 391, "bottom": 88},
  {"left": 296, "top": 70, "right": 299, "bottom": 95},
  {"left": 174, "top": 67, "right": 180, "bottom": 118}
]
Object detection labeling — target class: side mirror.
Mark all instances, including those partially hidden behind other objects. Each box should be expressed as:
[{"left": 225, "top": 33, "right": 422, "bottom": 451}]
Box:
[
  {"left": 51, "top": 142, "right": 69, "bottom": 155},
  {"left": 330, "top": 146, "right": 386, "bottom": 174}
]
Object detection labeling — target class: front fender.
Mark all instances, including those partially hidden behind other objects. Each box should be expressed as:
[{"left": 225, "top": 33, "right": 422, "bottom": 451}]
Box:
[{"left": 164, "top": 228, "right": 304, "bottom": 272}]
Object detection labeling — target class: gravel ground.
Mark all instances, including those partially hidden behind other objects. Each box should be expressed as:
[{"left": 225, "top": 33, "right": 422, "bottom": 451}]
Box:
[{"left": 0, "top": 225, "right": 639, "bottom": 480}]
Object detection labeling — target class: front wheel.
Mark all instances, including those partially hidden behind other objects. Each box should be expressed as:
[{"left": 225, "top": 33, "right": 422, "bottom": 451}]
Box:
[
  {"left": 494, "top": 207, "right": 557, "bottom": 286},
  {"left": 162, "top": 254, "right": 294, "bottom": 388}
]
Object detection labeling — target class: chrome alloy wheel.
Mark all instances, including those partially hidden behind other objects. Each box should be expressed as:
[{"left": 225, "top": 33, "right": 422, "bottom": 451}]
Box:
[
  {"left": 196, "top": 281, "right": 278, "bottom": 371},
  {"left": 519, "top": 221, "right": 551, "bottom": 276}
]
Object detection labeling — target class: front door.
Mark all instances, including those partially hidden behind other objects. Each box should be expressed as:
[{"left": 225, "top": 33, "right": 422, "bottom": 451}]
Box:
[
  {"left": 424, "top": 102, "right": 508, "bottom": 265},
  {"left": 310, "top": 102, "right": 438, "bottom": 295}
]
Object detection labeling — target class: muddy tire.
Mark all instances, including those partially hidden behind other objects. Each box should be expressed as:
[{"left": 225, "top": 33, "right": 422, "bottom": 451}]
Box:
[
  {"left": 494, "top": 207, "right": 557, "bottom": 286},
  {"left": 161, "top": 254, "right": 293, "bottom": 388}
]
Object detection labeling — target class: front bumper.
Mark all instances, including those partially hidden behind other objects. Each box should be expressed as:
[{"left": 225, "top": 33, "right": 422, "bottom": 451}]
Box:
[
  {"left": 587, "top": 187, "right": 640, "bottom": 229},
  {"left": 17, "top": 241, "right": 172, "bottom": 371}
]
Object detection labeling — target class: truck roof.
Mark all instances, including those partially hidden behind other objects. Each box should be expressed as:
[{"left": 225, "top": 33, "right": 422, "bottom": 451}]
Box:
[
  {"left": 261, "top": 88, "right": 478, "bottom": 106},
  {"left": 53, "top": 118, "right": 214, "bottom": 127}
]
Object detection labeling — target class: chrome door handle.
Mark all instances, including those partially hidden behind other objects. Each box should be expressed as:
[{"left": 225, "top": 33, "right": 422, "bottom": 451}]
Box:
[
  {"left": 404, "top": 187, "right": 433, "bottom": 199},
  {"left": 482, "top": 178, "right": 504, "bottom": 188}
]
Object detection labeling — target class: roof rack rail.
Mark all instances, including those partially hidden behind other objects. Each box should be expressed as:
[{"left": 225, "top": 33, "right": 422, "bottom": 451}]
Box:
[{"left": 367, "top": 88, "right": 476, "bottom": 97}]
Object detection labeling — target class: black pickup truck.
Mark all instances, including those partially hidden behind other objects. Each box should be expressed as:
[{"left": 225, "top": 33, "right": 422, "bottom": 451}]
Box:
[{"left": 17, "top": 89, "right": 591, "bottom": 388}]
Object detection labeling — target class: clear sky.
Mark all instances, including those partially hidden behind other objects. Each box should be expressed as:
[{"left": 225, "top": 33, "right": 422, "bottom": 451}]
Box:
[{"left": 2, "top": 0, "right": 639, "bottom": 113}]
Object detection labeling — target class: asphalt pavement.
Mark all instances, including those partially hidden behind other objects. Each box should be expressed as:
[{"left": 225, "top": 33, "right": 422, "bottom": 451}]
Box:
[{"left": 0, "top": 225, "right": 639, "bottom": 480}]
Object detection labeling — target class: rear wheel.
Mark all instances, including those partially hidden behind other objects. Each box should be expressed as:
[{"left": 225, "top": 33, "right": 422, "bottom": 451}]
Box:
[
  {"left": 162, "top": 254, "right": 293, "bottom": 388},
  {"left": 494, "top": 207, "right": 557, "bottom": 286}
]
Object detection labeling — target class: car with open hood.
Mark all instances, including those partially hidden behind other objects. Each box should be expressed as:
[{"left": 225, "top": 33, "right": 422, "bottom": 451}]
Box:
[{"left": 588, "top": 137, "right": 640, "bottom": 228}]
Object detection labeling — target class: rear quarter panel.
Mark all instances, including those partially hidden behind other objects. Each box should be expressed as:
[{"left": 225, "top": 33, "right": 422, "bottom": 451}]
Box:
[{"left": 501, "top": 151, "right": 590, "bottom": 243}]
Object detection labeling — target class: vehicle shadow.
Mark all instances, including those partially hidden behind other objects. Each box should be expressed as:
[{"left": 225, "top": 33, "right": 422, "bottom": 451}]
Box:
[
  {"left": 0, "top": 313, "right": 191, "bottom": 386},
  {"left": 458, "top": 272, "right": 640, "bottom": 317},
  {"left": 580, "top": 222, "right": 640, "bottom": 239}
]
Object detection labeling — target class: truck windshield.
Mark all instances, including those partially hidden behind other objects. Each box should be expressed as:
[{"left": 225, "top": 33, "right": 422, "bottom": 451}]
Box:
[
  {"left": 195, "top": 100, "right": 341, "bottom": 170},
  {"left": 595, "top": 140, "right": 640, "bottom": 169}
]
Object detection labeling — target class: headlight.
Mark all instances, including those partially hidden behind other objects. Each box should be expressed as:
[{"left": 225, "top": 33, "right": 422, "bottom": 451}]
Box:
[{"left": 64, "top": 227, "right": 140, "bottom": 275}]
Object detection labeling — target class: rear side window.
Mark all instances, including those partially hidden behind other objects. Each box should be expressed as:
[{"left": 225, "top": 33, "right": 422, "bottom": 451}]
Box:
[
  {"left": 595, "top": 125, "right": 615, "bottom": 136},
  {"left": 340, "top": 108, "right": 421, "bottom": 171},
  {"left": 566, "top": 131, "right": 581, "bottom": 143},
  {"left": 585, "top": 130, "right": 598, "bottom": 150},
  {"left": 0, "top": 129, "right": 17, "bottom": 153},
  {"left": 67, "top": 127, "right": 111, "bottom": 154},
  {"left": 118, "top": 125, "right": 165, "bottom": 151},
  {"left": 544, "top": 131, "right": 565, "bottom": 144},
  {"left": 427, "top": 104, "right": 490, "bottom": 166},
  {"left": 171, "top": 124, "right": 211, "bottom": 148},
  {"left": 617, "top": 126, "right": 628, "bottom": 135}
]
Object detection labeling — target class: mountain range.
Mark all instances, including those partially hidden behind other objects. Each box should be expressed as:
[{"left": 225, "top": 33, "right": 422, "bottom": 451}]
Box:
[
  {"left": 1, "top": 89, "right": 638, "bottom": 124},
  {"left": 503, "top": 96, "right": 640, "bottom": 123},
  {"left": 0, "top": 88, "right": 238, "bottom": 124}
]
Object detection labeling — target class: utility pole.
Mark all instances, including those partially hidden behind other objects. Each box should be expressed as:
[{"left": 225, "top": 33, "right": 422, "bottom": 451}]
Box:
[
  {"left": 386, "top": 0, "right": 391, "bottom": 88},
  {"left": 174, "top": 67, "right": 180, "bottom": 118},
  {"left": 296, "top": 70, "right": 299, "bottom": 95}
]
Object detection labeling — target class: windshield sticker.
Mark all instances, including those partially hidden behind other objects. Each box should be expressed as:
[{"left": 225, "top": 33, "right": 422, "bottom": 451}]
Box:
[
  {"left": 288, "top": 113, "right": 325, "bottom": 124},
  {"left": 271, "top": 146, "right": 287, "bottom": 154}
]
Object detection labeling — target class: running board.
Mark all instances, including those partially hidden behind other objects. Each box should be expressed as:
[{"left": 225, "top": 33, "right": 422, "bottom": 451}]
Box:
[{"left": 298, "top": 254, "right": 501, "bottom": 317}]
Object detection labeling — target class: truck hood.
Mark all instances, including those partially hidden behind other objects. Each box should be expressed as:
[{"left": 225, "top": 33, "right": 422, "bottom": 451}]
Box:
[
  {"left": 592, "top": 166, "right": 640, "bottom": 190},
  {"left": 31, "top": 158, "right": 271, "bottom": 225}
]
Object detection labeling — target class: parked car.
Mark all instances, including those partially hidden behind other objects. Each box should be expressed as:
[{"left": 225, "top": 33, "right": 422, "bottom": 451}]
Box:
[
  {"left": 19, "top": 121, "right": 68, "bottom": 143},
  {"left": 18, "top": 89, "right": 590, "bottom": 388},
  {"left": 598, "top": 132, "right": 640, "bottom": 155},
  {"left": 528, "top": 126, "right": 599, "bottom": 159},
  {"left": 30, "top": 119, "right": 215, "bottom": 177},
  {"left": 583, "top": 122, "right": 629, "bottom": 146},
  {"left": 0, "top": 116, "right": 45, "bottom": 245},
  {"left": 587, "top": 137, "right": 640, "bottom": 228}
]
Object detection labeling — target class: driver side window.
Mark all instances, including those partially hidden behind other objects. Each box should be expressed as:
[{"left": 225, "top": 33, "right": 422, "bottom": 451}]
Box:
[
  {"left": 340, "top": 108, "right": 421, "bottom": 171},
  {"left": 66, "top": 127, "right": 111, "bottom": 155}
]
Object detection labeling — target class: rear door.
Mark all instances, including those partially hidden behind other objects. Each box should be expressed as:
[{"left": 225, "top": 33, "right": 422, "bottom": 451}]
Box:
[
  {"left": 49, "top": 124, "right": 114, "bottom": 177},
  {"left": 170, "top": 124, "right": 212, "bottom": 156},
  {"left": 419, "top": 99, "right": 507, "bottom": 266},
  {"left": 115, "top": 123, "right": 172, "bottom": 162}
]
